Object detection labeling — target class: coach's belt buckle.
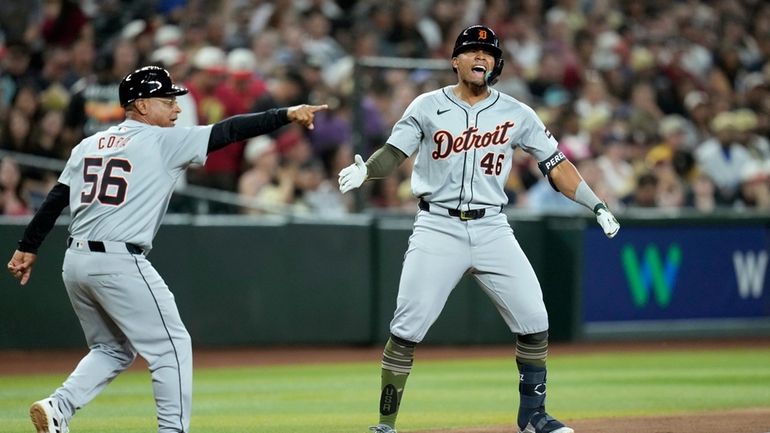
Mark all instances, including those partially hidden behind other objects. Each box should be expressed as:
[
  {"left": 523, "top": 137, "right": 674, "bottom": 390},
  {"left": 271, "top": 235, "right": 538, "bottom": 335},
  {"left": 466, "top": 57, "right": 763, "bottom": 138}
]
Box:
[{"left": 459, "top": 210, "right": 474, "bottom": 221}]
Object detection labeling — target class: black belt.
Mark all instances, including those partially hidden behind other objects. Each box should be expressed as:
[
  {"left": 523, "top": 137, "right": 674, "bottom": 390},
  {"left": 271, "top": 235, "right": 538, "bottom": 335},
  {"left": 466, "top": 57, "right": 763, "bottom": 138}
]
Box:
[
  {"left": 419, "top": 199, "right": 489, "bottom": 220},
  {"left": 67, "top": 237, "right": 143, "bottom": 254}
]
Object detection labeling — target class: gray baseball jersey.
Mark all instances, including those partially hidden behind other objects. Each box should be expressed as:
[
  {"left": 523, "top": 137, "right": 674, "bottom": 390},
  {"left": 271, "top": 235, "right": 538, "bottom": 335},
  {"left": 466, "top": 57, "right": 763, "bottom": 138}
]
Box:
[
  {"left": 52, "top": 119, "right": 210, "bottom": 433},
  {"left": 59, "top": 120, "right": 211, "bottom": 252},
  {"left": 386, "top": 86, "right": 558, "bottom": 342},
  {"left": 389, "top": 86, "right": 558, "bottom": 209}
]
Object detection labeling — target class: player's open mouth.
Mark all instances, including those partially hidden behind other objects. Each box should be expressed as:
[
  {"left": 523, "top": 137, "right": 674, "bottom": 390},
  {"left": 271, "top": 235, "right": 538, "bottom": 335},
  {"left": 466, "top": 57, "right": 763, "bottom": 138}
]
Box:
[{"left": 472, "top": 65, "right": 487, "bottom": 78}]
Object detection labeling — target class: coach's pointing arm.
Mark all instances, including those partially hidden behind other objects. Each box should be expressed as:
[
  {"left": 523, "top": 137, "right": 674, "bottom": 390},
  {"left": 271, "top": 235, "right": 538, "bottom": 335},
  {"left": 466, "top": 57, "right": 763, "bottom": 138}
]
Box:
[{"left": 207, "top": 104, "right": 328, "bottom": 153}]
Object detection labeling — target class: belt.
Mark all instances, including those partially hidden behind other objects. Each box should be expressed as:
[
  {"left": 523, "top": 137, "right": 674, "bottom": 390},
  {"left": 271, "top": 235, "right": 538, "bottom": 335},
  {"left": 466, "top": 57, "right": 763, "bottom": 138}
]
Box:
[
  {"left": 418, "top": 199, "right": 501, "bottom": 221},
  {"left": 67, "top": 237, "right": 144, "bottom": 255}
]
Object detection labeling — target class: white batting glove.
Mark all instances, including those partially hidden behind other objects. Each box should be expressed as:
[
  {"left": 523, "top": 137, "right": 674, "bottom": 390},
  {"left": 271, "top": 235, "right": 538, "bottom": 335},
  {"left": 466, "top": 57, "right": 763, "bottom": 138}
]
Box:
[
  {"left": 338, "top": 154, "right": 368, "bottom": 194},
  {"left": 594, "top": 203, "right": 620, "bottom": 239}
]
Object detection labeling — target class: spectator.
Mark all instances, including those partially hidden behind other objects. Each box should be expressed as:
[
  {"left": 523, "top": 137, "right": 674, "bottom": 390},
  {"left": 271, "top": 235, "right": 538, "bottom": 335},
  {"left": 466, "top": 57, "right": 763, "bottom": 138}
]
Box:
[
  {"left": 40, "top": 0, "right": 90, "bottom": 48},
  {"left": 736, "top": 162, "right": 770, "bottom": 210},
  {"left": 293, "top": 159, "right": 348, "bottom": 216},
  {"left": 682, "top": 90, "right": 713, "bottom": 145},
  {"left": 733, "top": 108, "right": 770, "bottom": 161},
  {"left": 300, "top": 8, "right": 347, "bottom": 71},
  {"left": 625, "top": 171, "right": 658, "bottom": 208},
  {"left": 65, "top": 37, "right": 97, "bottom": 88},
  {"left": 250, "top": 30, "right": 282, "bottom": 78},
  {"left": 386, "top": 2, "right": 431, "bottom": 58},
  {"left": 649, "top": 114, "right": 697, "bottom": 181},
  {"left": 120, "top": 19, "right": 156, "bottom": 66},
  {"left": 0, "top": 42, "right": 34, "bottom": 111},
  {"left": 11, "top": 82, "right": 40, "bottom": 120},
  {"left": 574, "top": 71, "right": 615, "bottom": 124},
  {"left": 596, "top": 133, "right": 635, "bottom": 200},
  {"left": 627, "top": 80, "right": 664, "bottom": 145},
  {"left": 38, "top": 46, "right": 73, "bottom": 109},
  {"left": 0, "top": 157, "right": 31, "bottom": 216},
  {"left": 62, "top": 39, "right": 138, "bottom": 148},
  {"left": 0, "top": 3, "right": 42, "bottom": 47},
  {"left": 0, "top": 108, "right": 32, "bottom": 153},
  {"left": 251, "top": 70, "right": 308, "bottom": 118},
  {"left": 238, "top": 135, "right": 292, "bottom": 215},
  {"left": 687, "top": 172, "right": 717, "bottom": 213},
  {"left": 218, "top": 48, "right": 267, "bottom": 116},
  {"left": 4, "top": 0, "right": 770, "bottom": 214},
  {"left": 184, "top": 46, "right": 242, "bottom": 194},
  {"left": 28, "top": 107, "right": 65, "bottom": 160},
  {"left": 653, "top": 159, "right": 688, "bottom": 209},
  {"left": 275, "top": 125, "right": 313, "bottom": 169},
  {"left": 695, "top": 111, "right": 755, "bottom": 204}
]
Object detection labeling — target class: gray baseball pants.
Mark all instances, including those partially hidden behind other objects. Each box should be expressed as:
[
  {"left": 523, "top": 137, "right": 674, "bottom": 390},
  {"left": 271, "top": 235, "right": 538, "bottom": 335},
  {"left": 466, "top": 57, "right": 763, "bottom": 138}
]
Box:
[{"left": 53, "top": 240, "right": 192, "bottom": 432}]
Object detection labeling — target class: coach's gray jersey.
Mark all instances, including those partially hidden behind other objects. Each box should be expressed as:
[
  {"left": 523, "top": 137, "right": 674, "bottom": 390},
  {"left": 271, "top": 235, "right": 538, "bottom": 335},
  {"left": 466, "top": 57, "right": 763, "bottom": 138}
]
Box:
[
  {"left": 58, "top": 120, "right": 211, "bottom": 251},
  {"left": 387, "top": 85, "right": 558, "bottom": 209}
]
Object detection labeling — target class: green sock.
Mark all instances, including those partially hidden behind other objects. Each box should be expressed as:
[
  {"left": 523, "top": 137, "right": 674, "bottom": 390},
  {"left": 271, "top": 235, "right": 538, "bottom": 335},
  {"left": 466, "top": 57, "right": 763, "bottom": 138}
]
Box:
[{"left": 378, "top": 336, "right": 416, "bottom": 428}]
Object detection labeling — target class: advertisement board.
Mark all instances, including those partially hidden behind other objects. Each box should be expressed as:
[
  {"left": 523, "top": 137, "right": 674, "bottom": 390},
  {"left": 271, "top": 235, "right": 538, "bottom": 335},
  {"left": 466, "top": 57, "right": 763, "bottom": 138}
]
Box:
[{"left": 582, "top": 226, "right": 770, "bottom": 326}]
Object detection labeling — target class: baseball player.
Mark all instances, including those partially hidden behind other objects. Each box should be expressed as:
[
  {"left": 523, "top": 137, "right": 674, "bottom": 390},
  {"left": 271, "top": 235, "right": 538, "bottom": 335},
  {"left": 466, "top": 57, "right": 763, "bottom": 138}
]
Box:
[
  {"left": 338, "top": 25, "right": 619, "bottom": 433},
  {"left": 7, "top": 66, "right": 326, "bottom": 433}
]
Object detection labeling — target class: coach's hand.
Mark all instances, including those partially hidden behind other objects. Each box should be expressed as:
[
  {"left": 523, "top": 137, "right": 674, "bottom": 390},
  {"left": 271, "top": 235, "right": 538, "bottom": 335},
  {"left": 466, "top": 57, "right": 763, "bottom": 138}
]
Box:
[
  {"left": 338, "top": 154, "right": 367, "bottom": 194},
  {"left": 287, "top": 104, "right": 328, "bottom": 130},
  {"left": 594, "top": 203, "right": 620, "bottom": 239},
  {"left": 7, "top": 250, "right": 37, "bottom": 285}
]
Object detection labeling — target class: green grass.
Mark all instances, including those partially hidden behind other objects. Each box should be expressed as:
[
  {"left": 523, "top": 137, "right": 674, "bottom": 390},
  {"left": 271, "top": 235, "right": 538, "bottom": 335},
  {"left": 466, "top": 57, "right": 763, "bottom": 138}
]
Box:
[{"left": 1, "top": 347, "right": 768, "bottom": 433}]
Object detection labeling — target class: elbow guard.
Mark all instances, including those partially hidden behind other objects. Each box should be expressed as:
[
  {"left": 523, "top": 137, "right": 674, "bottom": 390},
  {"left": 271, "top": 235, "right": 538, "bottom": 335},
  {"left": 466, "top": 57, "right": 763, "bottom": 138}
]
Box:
[{"left": 537, "top": 150, "right": 567, "bottom": 192}]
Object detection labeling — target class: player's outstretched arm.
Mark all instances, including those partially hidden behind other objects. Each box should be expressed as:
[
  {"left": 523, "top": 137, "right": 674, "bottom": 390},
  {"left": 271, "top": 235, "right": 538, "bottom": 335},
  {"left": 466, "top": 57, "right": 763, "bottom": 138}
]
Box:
[
  {"left": 338, "top": 144, "right": 408, "bottom": 194},
  {"left": 338, "top": 154, "right": 367, "bottom": 194},
  {"left": 541, "top": 155, "right": 620, "bottom": 239}
]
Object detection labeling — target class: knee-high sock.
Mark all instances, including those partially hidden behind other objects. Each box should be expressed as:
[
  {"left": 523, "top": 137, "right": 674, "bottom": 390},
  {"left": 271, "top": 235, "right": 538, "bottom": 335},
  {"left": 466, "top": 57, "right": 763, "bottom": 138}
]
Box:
[{"left": 379, "top": 334, "right": 416, "bottom": 428}]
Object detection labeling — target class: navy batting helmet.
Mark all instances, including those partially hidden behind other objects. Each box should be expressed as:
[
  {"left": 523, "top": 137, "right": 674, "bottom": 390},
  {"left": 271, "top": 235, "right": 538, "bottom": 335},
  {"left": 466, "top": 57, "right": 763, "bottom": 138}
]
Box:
[
  {"left": 119, "top": 66, "right": 188, "bottom": 107},
  {"left": 452, "top": 25, "right": 505, "bottom": 85}
]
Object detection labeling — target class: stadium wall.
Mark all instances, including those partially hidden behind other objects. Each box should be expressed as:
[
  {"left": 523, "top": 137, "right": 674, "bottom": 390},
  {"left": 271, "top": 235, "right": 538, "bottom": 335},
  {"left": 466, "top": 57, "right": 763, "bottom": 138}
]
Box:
[{"left": 1, "top": 213, "right": 768, "bottom": 349}]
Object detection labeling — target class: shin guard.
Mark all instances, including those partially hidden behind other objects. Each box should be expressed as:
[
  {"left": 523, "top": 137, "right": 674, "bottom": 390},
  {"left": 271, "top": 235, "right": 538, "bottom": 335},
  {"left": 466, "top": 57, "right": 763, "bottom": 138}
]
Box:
[{"left": 517, "top": 362, "right": 547, "bottom": 430}]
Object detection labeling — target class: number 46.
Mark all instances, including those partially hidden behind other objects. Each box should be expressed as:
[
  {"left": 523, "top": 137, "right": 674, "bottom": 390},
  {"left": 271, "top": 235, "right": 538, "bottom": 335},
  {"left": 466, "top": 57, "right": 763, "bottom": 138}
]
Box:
[{"left": 480, "top": 153, "right": 504, "bottom": 175}]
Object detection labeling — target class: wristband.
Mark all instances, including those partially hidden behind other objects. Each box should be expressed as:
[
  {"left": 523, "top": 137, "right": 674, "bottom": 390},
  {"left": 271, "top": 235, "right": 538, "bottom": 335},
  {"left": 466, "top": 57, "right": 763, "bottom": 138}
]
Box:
[{"left": 574, "top": 180, "right": 603, "bottom": 212}]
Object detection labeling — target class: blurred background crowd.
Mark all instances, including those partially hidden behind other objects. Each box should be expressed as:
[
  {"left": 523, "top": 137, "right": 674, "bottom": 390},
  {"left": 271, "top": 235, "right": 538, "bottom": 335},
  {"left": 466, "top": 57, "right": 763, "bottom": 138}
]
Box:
[{"left": 1, "top": 0, "right": 769, "bottom": 217}]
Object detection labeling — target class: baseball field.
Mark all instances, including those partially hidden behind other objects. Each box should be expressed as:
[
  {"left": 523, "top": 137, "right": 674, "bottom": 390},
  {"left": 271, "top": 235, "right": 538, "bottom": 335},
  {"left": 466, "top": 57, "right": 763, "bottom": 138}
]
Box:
[{"left": 0, "top": 340, "right": 768, "bottom": 433}]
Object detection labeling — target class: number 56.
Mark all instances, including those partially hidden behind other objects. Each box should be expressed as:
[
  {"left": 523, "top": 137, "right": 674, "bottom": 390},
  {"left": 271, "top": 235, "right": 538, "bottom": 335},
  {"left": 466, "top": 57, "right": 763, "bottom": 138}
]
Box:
[{"left": 81, "top": 157, "right": 132, "bottom": 206}]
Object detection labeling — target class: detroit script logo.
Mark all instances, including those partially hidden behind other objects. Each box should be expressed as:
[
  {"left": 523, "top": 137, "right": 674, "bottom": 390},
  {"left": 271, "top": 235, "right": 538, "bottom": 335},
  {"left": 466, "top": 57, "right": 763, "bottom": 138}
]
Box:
[{"left": 431, "top": 121, "right": 515, "bottom": 159}]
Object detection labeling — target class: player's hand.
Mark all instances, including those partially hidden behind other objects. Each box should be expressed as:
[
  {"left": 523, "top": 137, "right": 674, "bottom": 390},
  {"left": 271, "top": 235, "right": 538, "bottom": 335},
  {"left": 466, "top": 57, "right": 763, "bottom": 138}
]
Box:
[
  {"left": 7, "top": 250, "right": 37, "bottom": 285},
  {"left": 286, "top": 104, "right": 328, "bottom": 130},
  {"left": 338, "top": 154, "right": 367, "bottom": 194},
  {"left": 594, "top": 203, "right": 620, "bottom": 239}
]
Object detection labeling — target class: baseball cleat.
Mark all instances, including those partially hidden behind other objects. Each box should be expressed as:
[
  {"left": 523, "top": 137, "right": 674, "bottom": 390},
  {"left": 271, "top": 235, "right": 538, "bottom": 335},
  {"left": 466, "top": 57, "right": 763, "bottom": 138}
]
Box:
[
  {"left": 520, "top": 411, "right": 573, "bottom": 433},
  {"left": 29, "top": 398, "right": 68, "bottom": 433},
  {"left": 369, "top": 423, "right": 397, "bottom": 433},
  {"left": 520, "top": 426, "right": 574, "bottom": 433}
]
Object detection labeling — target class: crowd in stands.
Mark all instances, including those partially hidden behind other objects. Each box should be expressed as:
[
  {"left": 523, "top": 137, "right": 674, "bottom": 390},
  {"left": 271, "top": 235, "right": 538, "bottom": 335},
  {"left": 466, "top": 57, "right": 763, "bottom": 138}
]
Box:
[{"left": 1, "top": 0, "right": 770, "bottom": 217}]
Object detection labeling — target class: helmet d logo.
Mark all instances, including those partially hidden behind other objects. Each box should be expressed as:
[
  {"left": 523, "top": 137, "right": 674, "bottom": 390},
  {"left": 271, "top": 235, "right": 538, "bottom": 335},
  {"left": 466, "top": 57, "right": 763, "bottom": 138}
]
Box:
[{"left": 478, "top": 30, "right": 488, "bottom": 40}]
